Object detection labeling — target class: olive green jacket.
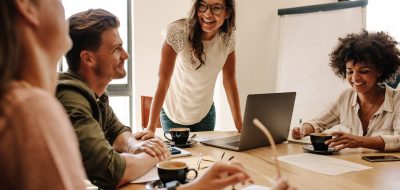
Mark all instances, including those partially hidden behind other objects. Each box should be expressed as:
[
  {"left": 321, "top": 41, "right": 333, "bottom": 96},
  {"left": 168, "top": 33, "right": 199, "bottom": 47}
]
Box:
[{"left": 56, "top": 71, "right": 131, "bottom": 190}]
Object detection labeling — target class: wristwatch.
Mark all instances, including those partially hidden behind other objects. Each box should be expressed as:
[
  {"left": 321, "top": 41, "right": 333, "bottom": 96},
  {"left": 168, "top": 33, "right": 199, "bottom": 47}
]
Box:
[{"left": 165, "top": 180, "right": 180, "bottom": 190}]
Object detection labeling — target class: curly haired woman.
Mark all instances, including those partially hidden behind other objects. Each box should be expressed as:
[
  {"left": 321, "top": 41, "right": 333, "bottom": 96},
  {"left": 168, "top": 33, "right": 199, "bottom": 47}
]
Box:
[{"left": 292, "top": 30, "right": 400, "bottom": 152}]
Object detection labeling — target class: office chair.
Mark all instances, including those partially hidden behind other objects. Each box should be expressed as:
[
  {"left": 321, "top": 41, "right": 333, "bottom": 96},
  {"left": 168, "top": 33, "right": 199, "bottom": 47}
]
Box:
[{"left": 141, "top": 96, "right": 161, "bottom": 129}]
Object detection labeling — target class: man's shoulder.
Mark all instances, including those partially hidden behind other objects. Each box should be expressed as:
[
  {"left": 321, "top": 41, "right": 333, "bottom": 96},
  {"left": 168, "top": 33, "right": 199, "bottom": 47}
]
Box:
[
  {"left": 58, "top": 72, "right": 89, "bottom": 91},
  {"left": 56, "top": 73, "right": 100, "bottom": 116},
  {"left": 57, "top": 72, "right": 96, "bottom": 101}
]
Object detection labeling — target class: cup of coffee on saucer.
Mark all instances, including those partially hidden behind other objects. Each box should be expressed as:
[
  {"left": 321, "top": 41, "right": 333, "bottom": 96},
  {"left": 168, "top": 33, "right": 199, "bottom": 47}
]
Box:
[
  {"left": 156, "top": 160, "right": 198, "bottom": 186},
  {"left": 164, "top": 128, "right": 191, "bottom": 146},
  {"left": 310, "top": 132, "right": 333, "bottom": 151}
]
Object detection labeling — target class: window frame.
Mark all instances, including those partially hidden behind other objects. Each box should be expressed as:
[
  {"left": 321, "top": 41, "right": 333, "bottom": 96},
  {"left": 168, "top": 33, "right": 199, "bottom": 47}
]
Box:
[{"left": 109, "top": 0, "right": 133, "bottom": 126}]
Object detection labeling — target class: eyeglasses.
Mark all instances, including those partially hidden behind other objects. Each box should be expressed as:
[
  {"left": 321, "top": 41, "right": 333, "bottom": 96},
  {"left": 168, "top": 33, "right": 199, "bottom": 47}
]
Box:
[{"left": 198, "top": 3, "right": 226, "bottom": 15}]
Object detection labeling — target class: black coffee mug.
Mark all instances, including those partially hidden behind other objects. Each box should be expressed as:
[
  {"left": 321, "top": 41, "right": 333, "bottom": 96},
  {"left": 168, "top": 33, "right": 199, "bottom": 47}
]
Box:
[
  {"left": 310, "top": 133, "right": 332, "bottom": 151},
  {"left": 164, "top": 128, "right": 190, "bottom": 145},
  {"left": 156, "top": 161, "right": 198, "bottom": 185}
]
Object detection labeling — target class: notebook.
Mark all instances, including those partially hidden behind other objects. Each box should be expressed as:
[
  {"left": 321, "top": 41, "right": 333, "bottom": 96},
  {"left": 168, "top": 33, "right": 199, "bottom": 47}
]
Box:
[{"left": 201, "top": 92, "right": 296, "bottom": 151}]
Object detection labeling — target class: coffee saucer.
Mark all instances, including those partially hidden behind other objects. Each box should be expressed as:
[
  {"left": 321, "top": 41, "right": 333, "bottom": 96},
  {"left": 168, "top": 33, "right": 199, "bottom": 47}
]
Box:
[
  {"left": 165, "top": 140, "right": 197, "bottom": 148},
  {"left": 145, "top": 180, "right": 164, "bottom": 190},
  {"left": 146, "top": 180, "right": 189, "bottom": 190},
  {"left": 302, "top": 145, "right": 338, "bottom": 155}
]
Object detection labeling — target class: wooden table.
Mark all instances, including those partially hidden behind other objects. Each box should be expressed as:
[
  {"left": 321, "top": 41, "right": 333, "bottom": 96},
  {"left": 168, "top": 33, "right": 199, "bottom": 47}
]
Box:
[{"left": 119, "top": 131, "right": 400, "bottom": 190}]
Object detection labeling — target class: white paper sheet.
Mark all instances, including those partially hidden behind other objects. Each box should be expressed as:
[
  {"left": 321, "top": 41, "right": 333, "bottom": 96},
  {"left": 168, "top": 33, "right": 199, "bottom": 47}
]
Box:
[{"left": 278, "top": 153, "right": 371, "bottom": 175}]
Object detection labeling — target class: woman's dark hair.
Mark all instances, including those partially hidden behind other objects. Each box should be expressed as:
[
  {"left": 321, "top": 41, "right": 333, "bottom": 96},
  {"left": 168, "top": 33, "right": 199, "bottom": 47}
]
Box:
[
  {"left": 329, "top": 30, "right": 400, "bottom": 83},
  {"left": 0, "top": 0, "right": 20, "bottom": 99},
  {"left": 66, "top": 9, "right": 120, "bottom": 72},
  {"left": 187, "top": 0, "right": 236, "bottom": 69}
]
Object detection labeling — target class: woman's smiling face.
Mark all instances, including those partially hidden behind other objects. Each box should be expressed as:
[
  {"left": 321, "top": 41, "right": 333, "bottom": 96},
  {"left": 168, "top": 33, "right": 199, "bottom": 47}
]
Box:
[
  {"left": 197, "top": 0, "right": 228, "bottom": 40},
  {"left": 345, "top": 60, "right": 382, "bottom": 94}
]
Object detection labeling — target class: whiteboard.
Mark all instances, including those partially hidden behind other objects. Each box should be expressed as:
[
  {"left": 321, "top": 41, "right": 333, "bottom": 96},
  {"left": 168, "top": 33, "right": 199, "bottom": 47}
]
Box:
[{"left": 276, "top": 6, "right": 365, "bottom": 128}]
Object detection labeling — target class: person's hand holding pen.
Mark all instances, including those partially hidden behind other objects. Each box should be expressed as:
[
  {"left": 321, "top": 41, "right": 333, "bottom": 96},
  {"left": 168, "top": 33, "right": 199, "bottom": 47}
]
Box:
[{"left": 292, "top": 119, "right": 315, "bottom": 140}]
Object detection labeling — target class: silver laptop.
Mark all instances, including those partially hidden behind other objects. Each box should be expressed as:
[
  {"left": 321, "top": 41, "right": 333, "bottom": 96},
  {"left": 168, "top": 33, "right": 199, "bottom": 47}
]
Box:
[{"left": 201, "top": 92, "right": 296, "bottom": 151}]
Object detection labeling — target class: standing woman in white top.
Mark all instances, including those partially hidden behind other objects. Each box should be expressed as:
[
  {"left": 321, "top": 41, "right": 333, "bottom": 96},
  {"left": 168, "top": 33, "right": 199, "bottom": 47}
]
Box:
[
  {"left": 292, "top": 30, "right": 400, "bottom": 152},
  {"left": 135, "top": 0, "right": 242, "bottom": 139}
]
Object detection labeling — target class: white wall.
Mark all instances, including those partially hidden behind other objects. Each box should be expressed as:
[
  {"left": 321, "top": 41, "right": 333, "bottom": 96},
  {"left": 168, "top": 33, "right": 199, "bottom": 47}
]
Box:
[
  {"left": 277, "top": 7, "right": 364, "bottom": 134},
  {"left": 132, "top": 0, "right": 336, "bottom": 131}
]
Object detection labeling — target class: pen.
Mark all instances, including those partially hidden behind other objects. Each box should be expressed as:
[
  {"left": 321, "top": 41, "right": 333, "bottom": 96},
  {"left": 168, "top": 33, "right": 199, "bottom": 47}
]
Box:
[
  {"left": 199, "top": 166, "right": 209, "bottom": 170},
  {"left": 197, "top": 153, "right": 202, "bottom": 170},
  {"left": 201, "top": 158, "right": 215, "bottom": 162},
  {"left": 228, "top": 156, "right": 234, "bottom": 161},
  {"left": 220, "top": 152, "right": 225, "bottom": 161}
]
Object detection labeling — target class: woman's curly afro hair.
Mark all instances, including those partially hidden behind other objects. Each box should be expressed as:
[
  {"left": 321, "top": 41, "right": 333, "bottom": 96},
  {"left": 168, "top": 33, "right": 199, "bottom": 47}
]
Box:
[{"left": 329, "top": 30, "right": 400, "bottom": 83}]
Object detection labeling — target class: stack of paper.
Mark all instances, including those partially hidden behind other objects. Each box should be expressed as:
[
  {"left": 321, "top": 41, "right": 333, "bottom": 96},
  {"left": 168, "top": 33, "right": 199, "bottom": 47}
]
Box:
[{"left": 278, "top": 153, "right": 371, "bottom": 175}]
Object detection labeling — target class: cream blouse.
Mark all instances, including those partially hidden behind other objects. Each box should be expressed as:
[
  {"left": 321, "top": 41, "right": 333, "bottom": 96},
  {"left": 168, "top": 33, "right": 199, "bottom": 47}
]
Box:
[{"left": 307, "top": 85, "right": 400, "bottom": 151}]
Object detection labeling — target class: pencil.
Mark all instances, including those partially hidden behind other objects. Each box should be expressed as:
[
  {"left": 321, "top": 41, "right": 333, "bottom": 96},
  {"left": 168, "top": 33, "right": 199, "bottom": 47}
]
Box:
[
  {"left": 197, "top": 153, "right": 202, "bottom": 170},
  {"left": 220, "top": 152, "right": 225, "bottom": 161}
]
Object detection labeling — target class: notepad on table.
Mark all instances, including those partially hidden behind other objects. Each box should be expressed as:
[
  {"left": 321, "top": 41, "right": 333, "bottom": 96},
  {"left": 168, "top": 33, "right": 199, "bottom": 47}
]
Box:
[{"left": 278, "top": 153, "right": 371, "bottom": 175}]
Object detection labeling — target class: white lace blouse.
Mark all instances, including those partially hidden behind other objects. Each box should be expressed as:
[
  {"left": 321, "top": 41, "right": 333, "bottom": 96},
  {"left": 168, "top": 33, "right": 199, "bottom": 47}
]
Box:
[{"left": 163, "top": 19, "right": 235, "bottom": 125}]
